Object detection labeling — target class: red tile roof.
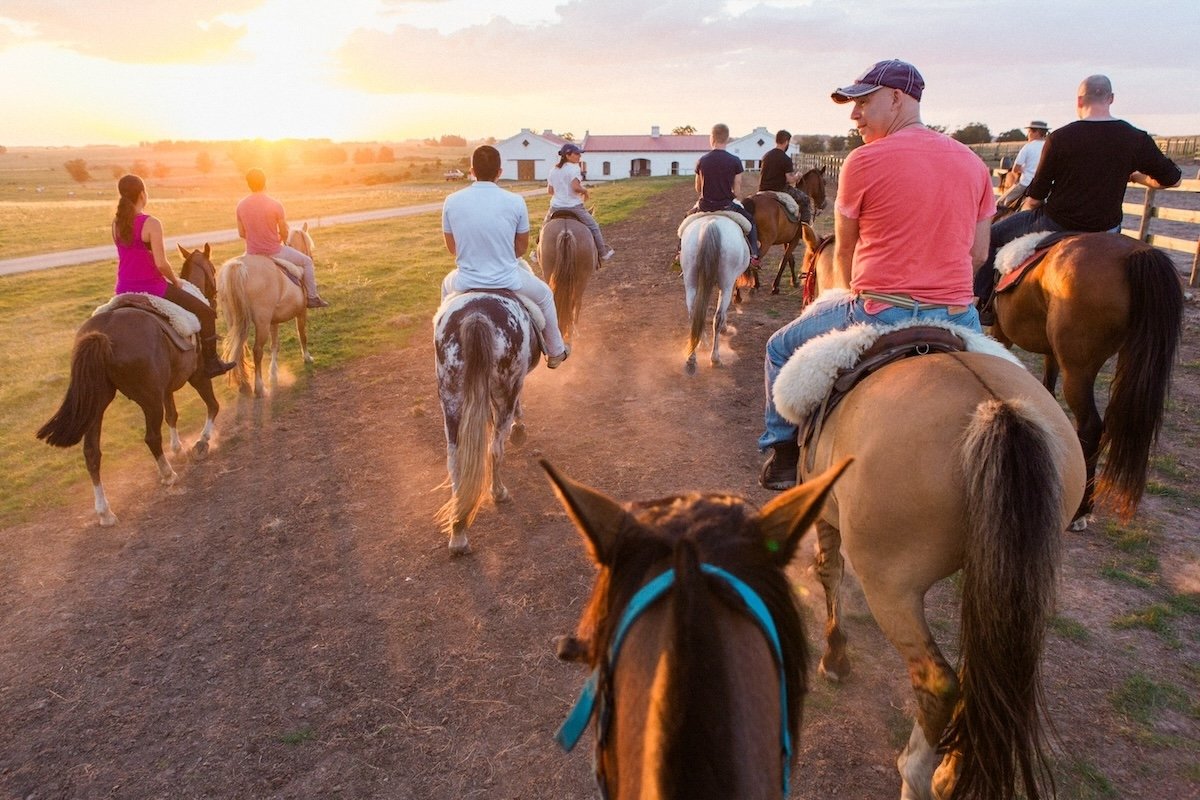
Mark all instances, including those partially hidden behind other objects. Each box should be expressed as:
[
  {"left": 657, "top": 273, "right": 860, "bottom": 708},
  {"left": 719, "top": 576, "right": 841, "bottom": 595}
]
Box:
[{"left": 580, "top": 134, "right": 710, "bottom": 153}]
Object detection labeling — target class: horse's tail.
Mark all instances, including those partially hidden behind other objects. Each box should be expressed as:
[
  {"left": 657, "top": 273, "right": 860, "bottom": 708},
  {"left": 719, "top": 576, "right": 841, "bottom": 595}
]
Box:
[
  {"left": 687, "top": 222, "right": 721, "bottom": 355},
  {"left": 942, "top": 399, "right": 1061, "bottom": 800},
  {"left": 218, "top": 258, "right": 252, "bottom": 387},
  {"left": 1098, "top": 245, "right": 1183, "bottom": 519},
  {"left": 36, "top": 332, "right": 114, "bottom": 448},
  {"left": 436, "top": 313, "right": 495, "bottom": 537},
  {"left": 551, "top": 227, "right": 582, "bottom": 341}
]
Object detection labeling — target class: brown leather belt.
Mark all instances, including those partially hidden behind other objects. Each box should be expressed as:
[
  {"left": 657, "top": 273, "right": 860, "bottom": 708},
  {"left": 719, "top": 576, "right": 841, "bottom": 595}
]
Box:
[{"left": 859, "top": 290, "right": 970, "bottom": 316}]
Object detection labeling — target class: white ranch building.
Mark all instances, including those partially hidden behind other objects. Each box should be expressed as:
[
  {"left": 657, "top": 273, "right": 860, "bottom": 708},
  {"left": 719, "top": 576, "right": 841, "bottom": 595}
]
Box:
[{"left": 494, "top": 126, "right": 792, "bottom": 183}]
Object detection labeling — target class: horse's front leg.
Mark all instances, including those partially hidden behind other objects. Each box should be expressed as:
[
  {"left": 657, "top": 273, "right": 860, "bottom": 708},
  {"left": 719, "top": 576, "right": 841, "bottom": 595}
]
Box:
[
  {"left": 297, "top": 311, "right": 313, "bottom": 365},
  {"left": 250, "top": 318, "right": 268, "bottom": 398},
  {"left": 269, "top": 322, "right": 281, "bottom": 389},
  {"left": 187, "top": 374, "right": 220, "bottom": 460},
  {"left": 771, "top": 258, "right": 788, "bottom": 294}
]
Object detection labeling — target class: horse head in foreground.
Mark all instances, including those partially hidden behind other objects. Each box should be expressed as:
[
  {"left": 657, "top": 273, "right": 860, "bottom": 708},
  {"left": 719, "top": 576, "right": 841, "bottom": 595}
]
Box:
[
  {"left": 434, "top": 290, "right": 540, "bottom": 554},
  {"left": 548, "top": 458, "right": 851, "bottom": 799},
  {"left": 678, "top": 213, "right": 755, "bottom": 375},
  {"left": 36, "top": 245, "right": 222, "bottom": 526}
]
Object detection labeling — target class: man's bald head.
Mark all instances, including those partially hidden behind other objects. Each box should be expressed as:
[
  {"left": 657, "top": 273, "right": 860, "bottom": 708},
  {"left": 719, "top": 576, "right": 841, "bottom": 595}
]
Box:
[{"left": 1079, "top": 74, "right": 1113, "bottom": 99}]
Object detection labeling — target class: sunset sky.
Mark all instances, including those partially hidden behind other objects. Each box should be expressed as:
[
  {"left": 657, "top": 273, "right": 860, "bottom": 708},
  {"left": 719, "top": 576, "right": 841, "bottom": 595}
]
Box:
[{"left": 1, "top": 0, "right": 1197, "bottom": 147}]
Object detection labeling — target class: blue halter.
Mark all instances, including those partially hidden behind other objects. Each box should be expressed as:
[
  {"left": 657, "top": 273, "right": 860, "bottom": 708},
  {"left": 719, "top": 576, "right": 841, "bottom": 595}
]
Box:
[{"left": 556, "top": 563, "right": 793, "bottom": 795}]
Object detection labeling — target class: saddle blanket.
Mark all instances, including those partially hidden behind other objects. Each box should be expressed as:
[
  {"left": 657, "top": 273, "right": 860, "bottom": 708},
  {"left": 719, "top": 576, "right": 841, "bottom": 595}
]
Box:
[
  {"left": 993, "top": 230, "right": 1080, "bottom": 295},
  {"left": 435, "top": 285, "right": 546, "bottom": 331},
  {"left": 678, "top": 209, "right": 752, "bottom": 238},
  {"left": 758, "top": 191, "right": 800, "bottom": 221},
  {"left": 772, "top": 317, "right": 1020, "bottom": 425},
  {"left": 93, "top": 280, "right": 206, "bottom": 344},
  {"left": 238, "top": 253, "right": 303, "bottom": 286}
]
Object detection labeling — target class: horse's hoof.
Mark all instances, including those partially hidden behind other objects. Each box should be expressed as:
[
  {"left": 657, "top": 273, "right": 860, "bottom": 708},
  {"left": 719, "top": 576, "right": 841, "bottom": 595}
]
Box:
[
  {"left": 304, "top": 354, "right": 314, "bottom": 365},
  {"left": 161, "top": 471, "right": 178, "bottom": 487},
  {"left": 685, "top": 357, "right": 697, "bottom": 376},
  {"left": 1069, "top": 515, "right": 1090, "bottom": 532},
  {"left": 710, "top": 358, "right": 723, "bottom": 368},
  {"left": 448, "top": 535, "right": 471, "bottom": 556},
  {"left": 192, "top": 440, "right": 209, "bottom": 460},
  {"left": 510, "top": 424, "right": 527, "bottom": 447},
  {"left": 770, "top": 287, "right": 780, "bottom": 295},
  {"left": 493, "top": 487, "right": 512, "bottom": 504},
  {"left": 98, "top": 511, "right": 118, "bottom": 527}
]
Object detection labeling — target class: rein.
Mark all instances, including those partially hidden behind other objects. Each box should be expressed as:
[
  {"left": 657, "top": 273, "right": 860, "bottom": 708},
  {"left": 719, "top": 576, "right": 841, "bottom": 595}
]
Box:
[{"left": 556, "top": 563, "right": 792, "bottom": 796}]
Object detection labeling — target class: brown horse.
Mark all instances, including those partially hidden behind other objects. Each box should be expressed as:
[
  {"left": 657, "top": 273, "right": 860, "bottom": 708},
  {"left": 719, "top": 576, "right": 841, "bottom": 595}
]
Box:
[
  {"left": 743, "top": 166, "right": 828, "bottom": 294},
  {"left": 537, "top": 215, "right": 597, "bottom": 344},
  {"left": 548, "top": 459, "right": 851, "bottom": 799},
  {"left": 990, "top": 232, "right": 1183, "bottom": 521},
  {"left": 36, "top": 245, "right": 223, "bottom": 526},
  {"left": 783, "top": 341, "right": 1085, "bottom": 798},
  {"left": 218, "top": 227, "right": 313, "bottom": 396},
  {"left": 798, "top": 224, "right": 835, "bottom": 309}
]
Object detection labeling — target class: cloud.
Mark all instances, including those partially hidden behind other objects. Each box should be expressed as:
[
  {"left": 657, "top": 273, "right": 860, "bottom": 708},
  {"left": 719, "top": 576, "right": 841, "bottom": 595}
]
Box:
[{"left": 0, "top": 0, "right": 260, "bottom": 63}]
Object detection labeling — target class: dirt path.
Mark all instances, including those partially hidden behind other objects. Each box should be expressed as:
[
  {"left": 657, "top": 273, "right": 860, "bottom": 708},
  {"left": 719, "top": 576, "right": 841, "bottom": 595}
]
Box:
[{"left": 1, "top": 182, "right": 1197, "bottom": 799}]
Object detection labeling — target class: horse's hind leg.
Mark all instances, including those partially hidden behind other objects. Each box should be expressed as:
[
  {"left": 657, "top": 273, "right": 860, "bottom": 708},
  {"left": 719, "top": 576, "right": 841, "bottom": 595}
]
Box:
[
  {"left": 490, "top": 427, "right": 511, "bottom": 504},
  {"left": 133, "top": 392, "right": 177, "bottom": 486},
  {"left": 165, "top": 392, "right": 182, "bottom": 455},
  {"left": 83, "top": 388, "right": 118, "bottom": 526},
  {"left": 297, "top": 313, "right": 313, "bottom": 365},
  {"left": 813, "top": 520, "right": 852, "bottom": 681},
  {"left": 710, "top": 291, "right": 733, "bottom": 367},
  {"left": 1042, "top": 353, "right": 1061, "bottom": 394},
  {"left": 268, "top": 322, "right": 282, "bottom": 390},
  {"left": 1062, "top": 367, "right": 1103, "bottom": 525},
  {"left": 509, "top": 398, "right": 527, "bottom": 447},
  {"left": 187, "top": 374, "right": 220, "bottom": 460}
]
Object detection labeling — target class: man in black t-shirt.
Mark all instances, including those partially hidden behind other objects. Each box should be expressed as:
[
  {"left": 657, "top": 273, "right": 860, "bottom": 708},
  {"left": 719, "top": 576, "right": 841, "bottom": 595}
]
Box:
[
  {"left": 975, "top": 75, "right": 1181, "bottom": 319},
  {"left": 692, "top": 123, "right": 761, "bottom": 266},
  {"left": 758, "top": 129, "right": 814, "bottom": 223}
]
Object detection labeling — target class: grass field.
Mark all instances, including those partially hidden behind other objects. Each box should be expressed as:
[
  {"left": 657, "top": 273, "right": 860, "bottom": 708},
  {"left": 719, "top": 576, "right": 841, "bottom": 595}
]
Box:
[{"left": 0, "top": 174, "right": 690, "bottom": 527}]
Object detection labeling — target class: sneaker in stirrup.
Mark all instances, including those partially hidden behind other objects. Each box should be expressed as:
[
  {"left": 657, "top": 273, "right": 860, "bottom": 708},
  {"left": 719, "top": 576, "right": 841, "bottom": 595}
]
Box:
[
  {"left": 601, "top": 246, "right": 615, "bottom": 261},
  {"left": 759, "top": 441, "right": 800, "bottom": 491},
  {"left": 546, "top": 344, "right": 571, "bottom": 369}
]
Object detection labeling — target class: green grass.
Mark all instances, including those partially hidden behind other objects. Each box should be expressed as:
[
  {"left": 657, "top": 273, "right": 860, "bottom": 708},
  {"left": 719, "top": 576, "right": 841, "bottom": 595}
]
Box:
[
  {"left": 0, "top": 177, "right": 682, "bottom": 528},
  {"left": 1100, "top": 564, "right": 1157, "bottom": 590},
  {"left": 1050, "top": 614, "right": 1092, "bottom": 644},
  {"left": 278, "top": 726, "right": 316, "bottom": 745},
  {"left": 1054, "top": 758, "right": 1118, "bottom": 799},
  {"left": 1099, "top": 519, "right": 1155, "bottom": 553},
  {"left": 1109, "top": 673, "right": 1195, "bottom": 725}
]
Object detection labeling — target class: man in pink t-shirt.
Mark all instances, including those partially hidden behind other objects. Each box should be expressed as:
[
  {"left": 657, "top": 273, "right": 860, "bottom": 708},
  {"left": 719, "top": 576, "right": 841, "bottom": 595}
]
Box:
[
  {"left": 236, "top": 169, "right": 329, "bottom": 308},
  {"left": 758, "top": 59, "right": 995, "bottom": 490}
]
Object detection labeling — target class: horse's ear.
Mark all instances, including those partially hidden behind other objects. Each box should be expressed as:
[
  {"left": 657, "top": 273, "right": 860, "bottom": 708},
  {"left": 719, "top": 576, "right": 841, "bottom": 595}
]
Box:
[
  {"left": 540, "top": 459, "right": 627, "bottom": 566},
  {"left": 801, "top": 222, "right": 818, "bottom": 251},
  {"left": 203, "top": 243, "right": 210, "bottom": 258},
  {"left": 177, "top": 244, "right": 190, "bottom": 259},
  {"left": 759, "top": 457, "right": 852, "bottom": 564},
  {"left": 302, "top": 222, "right": 308, "bottom": 233}
]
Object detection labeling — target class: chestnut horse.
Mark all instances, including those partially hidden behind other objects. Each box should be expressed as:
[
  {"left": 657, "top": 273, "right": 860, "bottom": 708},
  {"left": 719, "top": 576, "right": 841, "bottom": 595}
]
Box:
[
  {"left": 537, "top": 215, "right": 597, "bottom": 344},
  {"left": 990, "top": 232, "right": 1183, "bottom": 521},
  {"left": 773, "top": 324, "right": 1085, "bottom": 798},
  {"left": 217, "top": 225, "right": 314, "bottom": 396},
  {"left": 36, "top": 246, "right": 223, "bottom": 526},
  {"left": 549, "top": 459, "right": 851, "bottom": 799},
  {"left": 434, "top": 291, "right": 539, "bottom": 554},
  {"left": 742, "top": 166, "right": 828, "bottom": 294}
]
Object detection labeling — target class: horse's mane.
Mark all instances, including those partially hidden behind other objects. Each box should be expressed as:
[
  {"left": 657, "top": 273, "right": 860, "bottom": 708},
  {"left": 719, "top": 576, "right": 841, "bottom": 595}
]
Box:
[{"left": 583, "top": 495, "right": 807, "bottom": 796}]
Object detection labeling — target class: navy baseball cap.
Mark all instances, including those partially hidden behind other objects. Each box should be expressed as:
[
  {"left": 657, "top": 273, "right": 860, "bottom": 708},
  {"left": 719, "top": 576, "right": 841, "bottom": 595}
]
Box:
[
  {"left": 832, "top": 59, "right": 925, "bottom": 103},
  {"left": 558, "top": 143, "right": 583, "bottom": 156}
]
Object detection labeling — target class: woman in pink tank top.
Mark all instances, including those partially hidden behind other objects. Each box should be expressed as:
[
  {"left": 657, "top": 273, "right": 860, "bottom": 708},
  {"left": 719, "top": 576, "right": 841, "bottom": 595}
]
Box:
[{"left": 112, "top": 174, "right": 234, "bottom": 377}]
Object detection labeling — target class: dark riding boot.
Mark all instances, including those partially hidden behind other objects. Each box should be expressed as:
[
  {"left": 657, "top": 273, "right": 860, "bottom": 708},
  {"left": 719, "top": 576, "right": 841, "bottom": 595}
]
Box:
[
  {"left": 760, "top": 441, "right": 800, "bottom": 491},
  {"left": 201, "top": 335, "right": 236, "bottom": 378}
]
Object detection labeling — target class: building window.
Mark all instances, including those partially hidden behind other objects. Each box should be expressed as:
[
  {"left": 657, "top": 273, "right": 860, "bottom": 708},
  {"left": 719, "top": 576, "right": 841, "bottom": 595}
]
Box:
[
  {"left": 522, "top": 139, "right": 530, "bottom": 147},
  {"left": 671, "top": 161, "right": 679, "bottom": 176},
  {"left": 603, "top": 161, "right": 611, "bottom": 176}
]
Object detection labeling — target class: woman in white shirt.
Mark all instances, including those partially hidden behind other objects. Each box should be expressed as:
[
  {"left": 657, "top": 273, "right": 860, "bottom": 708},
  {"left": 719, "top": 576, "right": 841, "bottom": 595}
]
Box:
[{"left": 546, "top": 143, "right": 614, "bottom": 262}]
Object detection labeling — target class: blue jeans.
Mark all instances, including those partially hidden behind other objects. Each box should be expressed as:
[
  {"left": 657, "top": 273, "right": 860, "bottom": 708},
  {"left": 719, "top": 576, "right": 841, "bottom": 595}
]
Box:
[
  {"left": 276, "top": 243, "right": 319, "bottom": 298},
  {"left": 973, "top": 208, "right": 1064, "bottom": 303},
  {"left": 758, "top": 295, "right": 982, "bottom": 450},
  {"left": 545, "top": 206, "right": 608, "bottom": 253}
]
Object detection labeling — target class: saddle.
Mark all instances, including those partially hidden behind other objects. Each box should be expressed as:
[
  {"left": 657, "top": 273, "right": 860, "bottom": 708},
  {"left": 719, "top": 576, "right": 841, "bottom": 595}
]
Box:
[
  {"left": 548, "top": 208, "right": 588, "bottom": 224},
  {"left": 755, "top": 191, "right": 801, "bottom": 223},
  {"left": 677, "top": 208, "right": 752, "bottom": 238},
  {"left": 992, "top": 230, "right": 1079, "bottom": 296},
  {"left": 92, "top": 291, "right": 201, "bottom": 351}
]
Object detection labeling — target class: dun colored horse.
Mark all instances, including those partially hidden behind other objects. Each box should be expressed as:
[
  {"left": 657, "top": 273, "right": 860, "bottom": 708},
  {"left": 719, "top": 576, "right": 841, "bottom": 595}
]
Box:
[
  {"left": 434, "top": 291, "right": 539, "bottom": 554},
  {"left": 990, "top": 232, "right": 1183, "bottom": 521},
  {"left": 549, "top": 459, "right": 851, "bottom": 800},
  {"left": 742, "top": 167, "right": 828, "bottom": 294},
  {"left": 37, "top": 245, "right": 223, "bottom": 526},
  {"left": 218, "top": 225, "right": 314, "bottom": 396},
  {"left": 537, "top": 215, "right": 597, "bottom": 344},
  {"left": 679, "top": 214, "right": 754, "bottom": 375},
  {"left": 776, "top": 269, "right": 1086, "bottom": 798}
]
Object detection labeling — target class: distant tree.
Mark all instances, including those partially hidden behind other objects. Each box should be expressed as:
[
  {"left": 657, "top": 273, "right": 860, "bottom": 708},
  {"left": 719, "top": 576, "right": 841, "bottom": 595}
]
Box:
[
  {"left": 152, "top": 161, "right": 170, "bottom": 179},
  {"left": 423, "top": 137, "right": 439, "bottom": 147},
  {"left": 927, "top": 124, "right": 948, "bottom": 134},
  {"left": 131, "top": 160, "right": 149, "bottom": 177},
  {"left": 195, "top": 151, "right": 214, "bottom": 174},
  {"left": 353, "top": 147, "right": 376, "bottom": 164},
  {"left": 64, "top": 159, "right": 91, "bottom": 183},
  {"left": 439, "top": 134, "right": 467, "bottom": 148},
  {"left": 376, "top": 145, "right": 395, "bottom": 163},
  {"left": 827, "top": 135, "right": 847, "bottom": 152},
  {"left": 951, "top": 122, "right": 992, "bottom": 145},
  {"left": 796, "top": 135, "right": 825, "bottom": 153},
  {"left": 996, "top": 128, "right": 1025, "bottom": 143},
  {"left": 846, "top": 128, "right": 865, "bottom": 151},
  {"left": 561, "top": 132, "right": 575, "bottom": 141},
  {"left": 110, "top": 165, "right": 125, "bottom": 179},
  {"left": 0, "top": 145, "right": 7, "bottom": 154},
  {"left": 672, "top": 125, "right": 697, "bottom": 136},
  {"left": 485, "top": 136, "right": 497, "bottom": 145}
]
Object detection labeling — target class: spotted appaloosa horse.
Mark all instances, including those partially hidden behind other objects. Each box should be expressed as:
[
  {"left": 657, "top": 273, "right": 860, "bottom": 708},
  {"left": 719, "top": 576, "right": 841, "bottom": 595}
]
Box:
[{"left": 434, "top": 291, "right": 539, "bottom": 554}]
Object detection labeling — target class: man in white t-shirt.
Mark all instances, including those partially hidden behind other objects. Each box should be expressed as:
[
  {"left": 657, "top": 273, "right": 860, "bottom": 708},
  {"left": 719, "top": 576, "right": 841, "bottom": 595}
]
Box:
[
  {"left": 441, "top": 145, "right": 570, "bottom": 368},
  {"left": 996, "top": 121, "right": 1048, "bottom": 210},
  {"left": 545, "top": 143, "right": 614, "bottom": 262}
]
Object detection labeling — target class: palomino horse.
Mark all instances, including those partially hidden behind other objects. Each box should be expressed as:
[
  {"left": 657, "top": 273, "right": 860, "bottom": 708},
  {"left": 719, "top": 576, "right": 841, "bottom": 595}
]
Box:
[
  {"left": 37, "top": 245, "right": 223, "bottom": 526},
  {"left": 990, "top": 232, "right": 1183, "bottom": 521},
  {"left": 679, "top": 214, "right": 754, "bottom": 375},
  {"left": 772, "top": 278, "right": 1085, "bottom": 797},
  {"left": 537, "top": 214, "right": 597, "bottom": 344},
  {"left": 434, "top": 291, "right": 540, "bottom": 554},
  {"left": 798, "top": 224, "right": 833, "bottom": 310},
  {"left": 548, "top": 459, "right": 851, "bottom": 800},
  {"left": 743, "top": 167, "right": 829, "bottom": 294},
  {"left": 218, "top": 227, "right": 313, "bottom": 396}
]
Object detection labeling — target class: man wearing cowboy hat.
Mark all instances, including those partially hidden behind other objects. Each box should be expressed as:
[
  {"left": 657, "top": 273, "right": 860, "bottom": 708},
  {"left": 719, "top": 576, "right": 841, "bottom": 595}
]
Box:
[{"left": 996, "top": 120, "right": 1049, "bottom": 210}]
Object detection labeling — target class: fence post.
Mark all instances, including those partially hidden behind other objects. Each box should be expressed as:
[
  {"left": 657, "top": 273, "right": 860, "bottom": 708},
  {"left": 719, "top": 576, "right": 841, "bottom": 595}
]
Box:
[{"left": 1137, "top": 187, "right": 1155, "bottom": 242}]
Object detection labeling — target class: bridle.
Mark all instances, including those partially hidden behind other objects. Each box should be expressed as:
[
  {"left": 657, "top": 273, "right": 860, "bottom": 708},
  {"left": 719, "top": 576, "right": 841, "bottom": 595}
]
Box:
[{"left": 556, "top": 563, "right": 793, "bottom": 797}]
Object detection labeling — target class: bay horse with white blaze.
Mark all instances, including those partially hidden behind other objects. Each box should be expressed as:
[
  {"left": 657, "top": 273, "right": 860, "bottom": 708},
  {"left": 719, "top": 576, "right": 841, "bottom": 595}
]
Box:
[
  {"left": 775, "top": 271, "right": 1086, "bottom": 798},
  {"left": 218, "top": 224, "right": 315, "bottom": 397},
  {"left": 679, "top": 214, "right": 755, "bottom": 375},
  {"left": 36, "top": 245, "right": 223, "bottom": 526},
  {"left": 537, "top": 214, "right": 597, "bottom": 344},
  {"left": 549, "top": 459, "right": 851, "bottom": 799},
  {"left": 434, "top": 291, "right": 540, "bottom": 554},
  {"left": 989, "top": 231, "right": 1183, "bottom": 522}
]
